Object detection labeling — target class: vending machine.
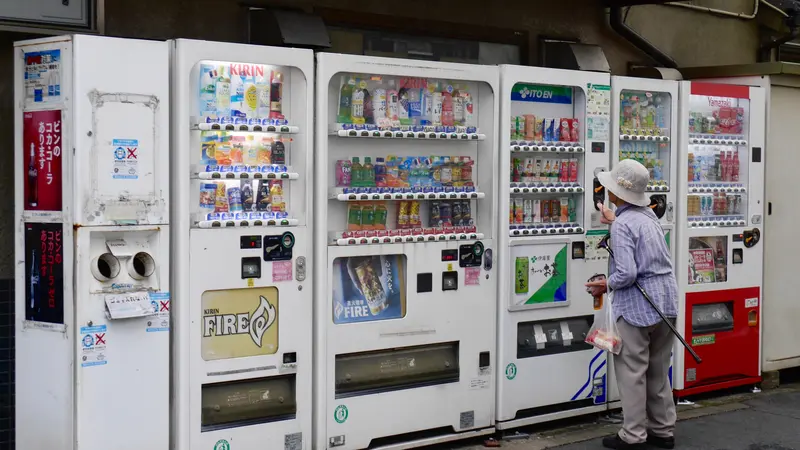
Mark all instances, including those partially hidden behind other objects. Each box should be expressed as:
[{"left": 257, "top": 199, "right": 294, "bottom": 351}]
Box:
[
  {"left": 170, "top": 39, "right": 314, "bottom": 450},
  {"left": 15, "top": 35, "right": 170, "bottom": 450},
  {"left": 496, "top": 65, "right": 612, "bottom": 430},
  {"left": 314, "top": 53, "right": 498, "bottom": 449},
  {"left": 606, "top": 76, "right": 679, "bottom": 406},
  {"left": 673, "top": 63, "right": 800, "bottom": 376},
  {"left": 674, "top": 81, "right": 766, "bottom": 397}
]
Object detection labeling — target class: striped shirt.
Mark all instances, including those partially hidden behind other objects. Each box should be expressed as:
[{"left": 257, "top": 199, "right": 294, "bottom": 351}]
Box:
[{"left": 608, "top": 204, "right": 678, "bottom": 327}]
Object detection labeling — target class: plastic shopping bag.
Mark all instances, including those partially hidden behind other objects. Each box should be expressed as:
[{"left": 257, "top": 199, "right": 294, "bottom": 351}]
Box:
[{"left": 585, "top": 291, "right": 622, "bottom": 354}]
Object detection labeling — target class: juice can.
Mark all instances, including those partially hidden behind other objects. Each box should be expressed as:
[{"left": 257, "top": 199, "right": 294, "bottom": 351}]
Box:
[
  {"left": 515, "top": 257, "right": 529, "bottom": 294},
  {"left": 560, "top": 197, "right": 569, "bottom": 222},
  {"left": 514, "top": 198, "right": 524, "bottom": 224},
  {"left": 336, "top": 160, "right": 352, "bottom": 186},
  {"left": 550, "top": 199, "right": 560, "bottom": 223},
  {"left": 542, "top": 199, "right": 550, "bottom": 223},
  {"left": 524, "top": 114, "right": 536, "bottom": 141},
  {"left": 523, "top": 199, "right": 533, "bottom": 224}
]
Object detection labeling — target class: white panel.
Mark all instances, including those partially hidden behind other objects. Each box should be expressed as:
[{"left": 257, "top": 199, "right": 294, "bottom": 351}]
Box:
[{"left": 72, "top": 35, "right": 170, "bottom": 226}]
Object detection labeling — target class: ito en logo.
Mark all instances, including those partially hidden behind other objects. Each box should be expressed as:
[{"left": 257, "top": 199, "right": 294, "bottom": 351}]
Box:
[
  {"left": 213, "top": 439, "right": 230, "bottom": 450},
  {"left": 203, "top": 295, "right": 276, "bottom": 348},
  {"left": 334, "top": 405, "right": 349, "bottom": 424}
]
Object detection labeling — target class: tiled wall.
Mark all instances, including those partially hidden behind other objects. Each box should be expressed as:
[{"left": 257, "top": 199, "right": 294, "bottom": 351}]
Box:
[{"left": 0, "top": 279, "right": 14, "bottom": 448}]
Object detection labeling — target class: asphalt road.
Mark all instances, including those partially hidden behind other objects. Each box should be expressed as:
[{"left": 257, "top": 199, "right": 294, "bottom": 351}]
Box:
[{"left": 555, "top": 391, "right": 800, "bottom": 450}]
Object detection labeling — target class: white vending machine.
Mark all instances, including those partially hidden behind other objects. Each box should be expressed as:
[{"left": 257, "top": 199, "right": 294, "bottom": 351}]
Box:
[
  {"left": 314, "top": 53, "right": 499, "bottom": 449},
  {"left": 496, "top": 65, "right": 612, "bottom": 430},
  {"left": 607, "top": 76, "right": 679, "bottom": 405},
  {"left": 14, "top": 35, "right": 170, "bottom": 450},
  {"left": 170, "top": 39, "right": 314, "bottom": 450},
  {"left": 673, "top": 81, "right": 765, "bottom": 397}
]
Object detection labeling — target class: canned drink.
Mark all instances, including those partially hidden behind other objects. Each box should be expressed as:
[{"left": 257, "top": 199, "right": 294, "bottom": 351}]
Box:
[
  {"left": 542, "top": 199, "right": 550, "bottom": 223},
  {"left": 550, "top": 199, "right": 560, "bottom": 223},
  {"left": 515, "top": 257, "right": 529, "bottom": 294},
  {"left": 525, "top": 158, "right": 535, "bottom": 183},
  {"left": 523, "top": 199, "right": 533, "bottom": 224}
]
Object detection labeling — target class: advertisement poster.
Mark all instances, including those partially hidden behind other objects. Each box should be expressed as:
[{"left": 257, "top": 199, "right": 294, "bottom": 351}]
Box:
[
  {"left": 24, "top": 49, "right": 61, "bottom": 103},
  {"left": 24, "top": 223, "right": 64, "bottom": 325},
  {"left": 510, "top": 243, "right": 568, "bottom": 307},
  {"left": 201, "top": 287, "right": 279, "bottom": 361},
  {"left": 23, "top": 110, "right": 63, "bottom": 211},
  {"left": 688, "top": 236, "right": 728, "bottom": 285},
  {"left": 332, "top": 255, "right": 407, "bottom": 324}
]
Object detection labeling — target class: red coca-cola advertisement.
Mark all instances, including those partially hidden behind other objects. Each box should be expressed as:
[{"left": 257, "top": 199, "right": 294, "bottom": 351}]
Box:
[{"left": 23, "top": 110, "right": 63, "bottom": 211}]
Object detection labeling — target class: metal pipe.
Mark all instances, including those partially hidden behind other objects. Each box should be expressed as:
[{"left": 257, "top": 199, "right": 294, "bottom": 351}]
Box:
[
  {"left": 666, "top": 0, "right": 788, "bottom": 19},
  {"left": 609, "top": 6, "right": 678, "bottom": 68}
]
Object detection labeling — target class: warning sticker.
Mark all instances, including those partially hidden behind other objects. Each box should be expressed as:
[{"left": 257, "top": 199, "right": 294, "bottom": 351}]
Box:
[
  {"left": 465, "top": 267, "right": 480, "bottom": 286},
  {"left": 80, "top": 325, "right": 108, "bottom": 367},
  {"left": 272, "top": 260, "right": 293, "bottom": 282},
  {"left": 147, "top": 292, "right": 170, "bottom": 332},
  {"left": 112, "top": 138, "right": 139, "bottom": 180}
]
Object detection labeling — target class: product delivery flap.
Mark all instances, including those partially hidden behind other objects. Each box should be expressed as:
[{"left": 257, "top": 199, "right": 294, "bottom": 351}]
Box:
[
  {"left": 105, "top": 291, "right": 156, "bottom": 319},
  {"left": 105, "top": 238, "right": 134, "bottom": 257}
]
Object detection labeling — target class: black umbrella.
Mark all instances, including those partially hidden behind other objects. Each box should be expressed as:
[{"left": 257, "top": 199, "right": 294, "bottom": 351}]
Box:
[{"left": 598, "top": 233, "right": 702, "bottom": 364}]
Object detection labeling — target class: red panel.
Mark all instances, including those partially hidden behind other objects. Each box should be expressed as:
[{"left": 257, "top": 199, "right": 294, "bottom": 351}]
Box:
[
  {"left": 23, "top": 110, "right": 63, "bottom": 211},
  {"left": 675, "top": 376, "right": 761, "bottom": 398},
  {"left": 682, "top": 287, "right": 760, "bottom": 393},
  {"left": 690, "top": 82, "right": 750, "bottom": 100}
]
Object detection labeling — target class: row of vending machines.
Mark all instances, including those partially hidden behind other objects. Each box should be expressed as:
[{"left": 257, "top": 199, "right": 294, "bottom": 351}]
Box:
[{"left": 14, "top": 35, "right": 765, "bottom": 450}]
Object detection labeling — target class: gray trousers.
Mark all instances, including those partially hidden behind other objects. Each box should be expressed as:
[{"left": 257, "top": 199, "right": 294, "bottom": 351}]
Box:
[{"left": 614, "top": 318, "right": 677, "bottom": 444}]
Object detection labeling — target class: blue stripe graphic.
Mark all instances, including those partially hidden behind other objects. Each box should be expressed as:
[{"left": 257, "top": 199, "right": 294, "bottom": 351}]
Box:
[{"left": 572, "top": 350, "right": 604, "bottom": 400}]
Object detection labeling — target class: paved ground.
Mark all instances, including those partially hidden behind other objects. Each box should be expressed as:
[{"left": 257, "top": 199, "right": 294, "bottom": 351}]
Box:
[{"left": 443, "top": 382, "right": 800, "bottom": 450}]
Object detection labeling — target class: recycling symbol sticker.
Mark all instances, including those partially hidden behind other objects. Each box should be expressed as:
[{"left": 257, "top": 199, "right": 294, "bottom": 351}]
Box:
[
  {"left": 334, "top": 404, "right": 349, "bottom": 424},
  {"left": 505, "top": 363, "right": 517, "bottom": 380}
]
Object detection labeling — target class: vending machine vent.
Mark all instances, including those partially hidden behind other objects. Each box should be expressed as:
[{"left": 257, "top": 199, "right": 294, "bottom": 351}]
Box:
[{"left": 335, "top": 342, "right": 459, "bottom": 398}]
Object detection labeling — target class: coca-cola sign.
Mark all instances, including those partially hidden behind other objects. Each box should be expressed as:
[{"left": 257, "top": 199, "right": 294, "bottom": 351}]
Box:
[{"left": 23, "top": 109, "right": 63, "bottom": 211}]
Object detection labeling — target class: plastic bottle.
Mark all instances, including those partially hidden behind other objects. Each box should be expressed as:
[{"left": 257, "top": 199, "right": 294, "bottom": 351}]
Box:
[
  {"left": 351, "top": 157, "right": 363, "bottom": 187},
  {"left": 732, "top": 151, "right": 740, "bottom": 182},
  {"left": 386, "top": 80, "right": 400, "bottom": 126},
  {"left": 375, "top": 157, "right": 387, "bottom": 187},
  {"left": 338, "top": 76, "right": 355, "bottom": 123},
  {"left": 441, "top": 90, "right": 455, "bottom": 126},
  {"left": 363, "top": 157, "right": 375, "bottom": 187},
  {"left": 269, "top": 70, "right": 283, "bottom": 120}
]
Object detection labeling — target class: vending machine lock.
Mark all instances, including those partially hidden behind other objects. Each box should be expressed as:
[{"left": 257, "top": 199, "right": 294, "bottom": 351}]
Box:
[
  {"left": 459, "top": 242, "right": 483, "bottom": 268},
  {"left": 743, "top": 228, "right": 761, "bottom": 248},
  {"left": 295, "top": 256, "right": 306, "bottom": 281},
  {"left": 241, "top": 257, "right": 261, "bottom": 279}
]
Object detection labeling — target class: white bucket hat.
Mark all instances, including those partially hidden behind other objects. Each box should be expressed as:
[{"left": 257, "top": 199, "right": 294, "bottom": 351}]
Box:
[{"left": 597, "top": 159, "right": 651, "bottom": 207}]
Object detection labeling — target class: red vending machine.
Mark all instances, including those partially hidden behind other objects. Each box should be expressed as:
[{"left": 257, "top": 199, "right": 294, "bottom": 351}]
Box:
[{"left": 674, "top": 81, "right": 765, "bottom": 397}]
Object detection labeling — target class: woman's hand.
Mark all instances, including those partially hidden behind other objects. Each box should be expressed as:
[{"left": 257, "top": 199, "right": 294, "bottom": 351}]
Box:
[
  {"left": 598, "top": 202, "right": 616, "bottom": 224},
  {"left": 585, "top": 279, "right": 608, "bottom": 297}
]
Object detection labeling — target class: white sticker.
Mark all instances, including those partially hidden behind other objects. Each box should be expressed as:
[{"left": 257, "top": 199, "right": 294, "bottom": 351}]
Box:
[
  {"left": 111, "top": 138, "right": 139, "bottom": 180},
  {"left": 469, "top": 378, "right": 489, "bottom": 390},
  {"left": 80, "top": 325, "right": 108, "bottom": 367},
  {"left": 147, "top": 292, "right": 170, "bottom": 332},
  {"left": 105, "top": 292, "right": 154, "bottom": 319},
  {"left": 745, "top": 298, "right": 759, "bottom": 308}
]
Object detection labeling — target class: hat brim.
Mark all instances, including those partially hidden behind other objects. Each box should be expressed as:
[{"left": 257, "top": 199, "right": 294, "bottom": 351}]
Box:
[{"left": 597, "top": 171, "right": 650, "bottom": 207}]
